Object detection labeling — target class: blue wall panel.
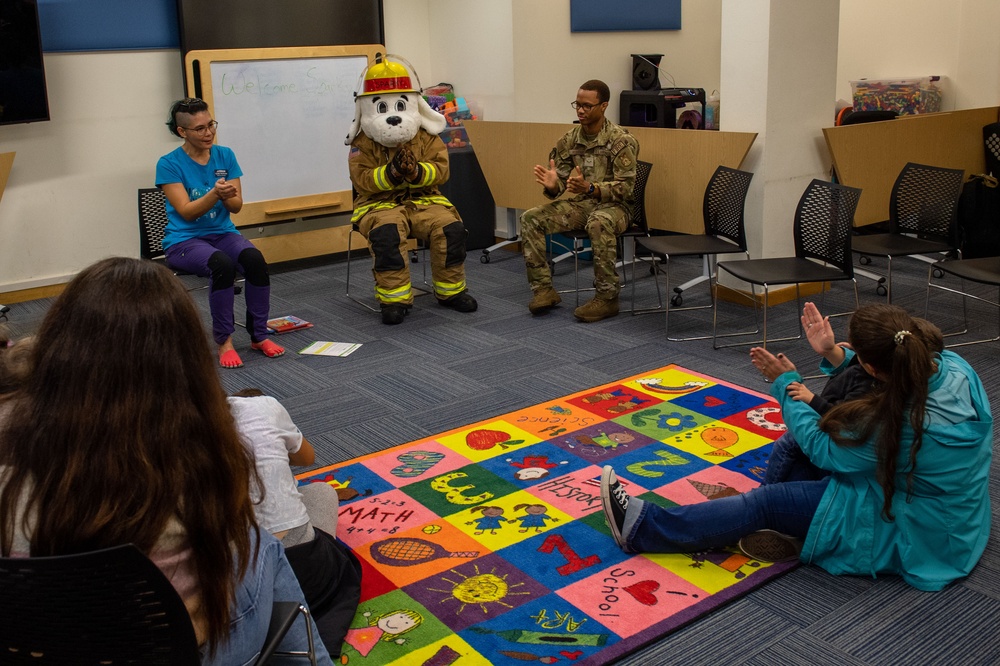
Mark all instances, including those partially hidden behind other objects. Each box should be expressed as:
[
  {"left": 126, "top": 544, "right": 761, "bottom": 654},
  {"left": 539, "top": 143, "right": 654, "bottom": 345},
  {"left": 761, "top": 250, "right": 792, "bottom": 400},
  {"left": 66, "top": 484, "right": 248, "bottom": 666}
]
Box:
[
  {"left": 570, "top": 0, "right": 681, "bottom": 32},
  {"left": 38, "top": 0, "right": 179, "bottom": 52}
]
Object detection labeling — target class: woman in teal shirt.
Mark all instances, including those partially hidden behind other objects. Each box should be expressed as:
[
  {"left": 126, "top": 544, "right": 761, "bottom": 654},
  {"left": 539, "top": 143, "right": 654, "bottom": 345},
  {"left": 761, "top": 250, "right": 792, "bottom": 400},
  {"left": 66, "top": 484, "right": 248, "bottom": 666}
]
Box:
[{"left": 601, "top": 303, "right": 992, "bottom": 591}]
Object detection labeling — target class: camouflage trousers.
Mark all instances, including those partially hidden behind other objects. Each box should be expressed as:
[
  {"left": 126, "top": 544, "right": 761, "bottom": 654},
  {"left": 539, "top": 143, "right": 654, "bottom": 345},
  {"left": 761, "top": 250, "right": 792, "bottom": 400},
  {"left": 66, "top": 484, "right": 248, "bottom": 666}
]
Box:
[{"left": 520, "top": 200, "right": 628, "bottom": 299}]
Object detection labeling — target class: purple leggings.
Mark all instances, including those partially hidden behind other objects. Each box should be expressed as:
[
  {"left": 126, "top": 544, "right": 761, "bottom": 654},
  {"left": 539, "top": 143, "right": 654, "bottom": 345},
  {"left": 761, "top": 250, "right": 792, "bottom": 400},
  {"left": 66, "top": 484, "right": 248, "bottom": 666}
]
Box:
[{"left": 164, "top": 233, "right": 271, "bottom": 344}]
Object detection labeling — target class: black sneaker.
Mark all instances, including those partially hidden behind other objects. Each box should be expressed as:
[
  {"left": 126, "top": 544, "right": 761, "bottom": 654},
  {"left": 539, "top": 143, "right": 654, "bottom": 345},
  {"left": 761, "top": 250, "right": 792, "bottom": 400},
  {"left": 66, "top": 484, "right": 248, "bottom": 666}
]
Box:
[
  {"left": 738, "top": 529, "right": 802, "bottom": 563},
  {"left": 600, "top": 465, "right": 630, "bottom": 550}
]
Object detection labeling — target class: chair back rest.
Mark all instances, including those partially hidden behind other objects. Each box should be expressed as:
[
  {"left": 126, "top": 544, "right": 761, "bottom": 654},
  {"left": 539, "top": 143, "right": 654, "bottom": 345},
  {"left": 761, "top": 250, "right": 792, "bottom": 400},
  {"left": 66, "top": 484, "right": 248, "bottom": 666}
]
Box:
[
  {"left": 703, "top": 166, "right": 753, "bottom": 249},
  {"left": 628, "top": 160, "right": 653, "bottom": 233},
  {"left": 889, "top": 162, "right": 964, "bottom": 244},
  {"left": 794, "top": 179, "right": 862, "bottom": 277},
  {"left": 0, "top": 543, "right": 201, "bottom": 664},
  {"left": 985, "top": 122, "right": 1000, "bottom": 177},
  {"left": 138, "top": 187, "right": 170, "bottom": 262}
]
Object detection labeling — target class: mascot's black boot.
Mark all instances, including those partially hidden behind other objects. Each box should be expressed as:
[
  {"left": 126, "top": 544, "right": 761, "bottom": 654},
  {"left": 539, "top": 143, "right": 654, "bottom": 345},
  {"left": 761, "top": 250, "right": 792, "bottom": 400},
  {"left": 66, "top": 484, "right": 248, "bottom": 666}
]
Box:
[
  {"left": 437, "top": 291, "right": 478, "bottom": 313},
  {"left": 381, "top": 304, "right": 410, "bottom": 325}
]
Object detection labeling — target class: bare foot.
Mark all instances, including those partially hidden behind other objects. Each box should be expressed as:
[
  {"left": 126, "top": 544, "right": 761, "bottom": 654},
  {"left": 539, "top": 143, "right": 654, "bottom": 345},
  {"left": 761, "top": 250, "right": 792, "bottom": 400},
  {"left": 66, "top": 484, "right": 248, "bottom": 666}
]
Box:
[{"left": 749, "top": 347, "right": 796, "bottom": 381}]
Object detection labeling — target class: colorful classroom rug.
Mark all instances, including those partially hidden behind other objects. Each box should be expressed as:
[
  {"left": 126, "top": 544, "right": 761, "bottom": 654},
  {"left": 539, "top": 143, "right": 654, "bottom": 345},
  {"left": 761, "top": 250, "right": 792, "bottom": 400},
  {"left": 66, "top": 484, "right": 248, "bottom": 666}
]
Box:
[{"left": 297, "top": 364, "right": 795, "bottom": 666}]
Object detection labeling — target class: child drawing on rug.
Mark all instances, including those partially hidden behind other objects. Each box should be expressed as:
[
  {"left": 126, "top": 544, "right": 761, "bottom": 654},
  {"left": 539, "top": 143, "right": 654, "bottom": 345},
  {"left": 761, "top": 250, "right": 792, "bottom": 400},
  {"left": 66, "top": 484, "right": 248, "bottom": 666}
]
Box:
[
  {"left": 341, "top": 609, "right": 422, "bottom": 663},
  {"left": 600, "top": 303, "right": 992, "bottom": 592},
  {"left": 509, "top": 503, "right": 560, "bottom": 533},
  {"left": 466, "top": 505, "right": 508, "bottom": 535},
  {"left": 229, "top": 388, "right": 362, "bottom": 658}
]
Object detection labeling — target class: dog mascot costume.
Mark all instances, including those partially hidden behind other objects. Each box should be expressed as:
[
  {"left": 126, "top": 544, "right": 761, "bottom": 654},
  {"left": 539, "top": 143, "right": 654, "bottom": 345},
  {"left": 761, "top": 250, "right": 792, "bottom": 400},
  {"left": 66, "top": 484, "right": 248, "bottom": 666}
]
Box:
[{"left": 346, "top": 57, "right": 477, "bottom": 325}]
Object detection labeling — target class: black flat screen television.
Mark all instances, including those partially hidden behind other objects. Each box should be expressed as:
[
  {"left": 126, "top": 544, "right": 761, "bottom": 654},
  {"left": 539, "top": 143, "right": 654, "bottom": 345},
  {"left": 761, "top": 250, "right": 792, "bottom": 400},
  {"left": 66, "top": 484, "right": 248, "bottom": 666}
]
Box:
[
  {"left": 177, "top": 0, "right": 383, "bottom": 53},
  {"left": 0, "top": 0, "right": 50, "bottom": 125}
]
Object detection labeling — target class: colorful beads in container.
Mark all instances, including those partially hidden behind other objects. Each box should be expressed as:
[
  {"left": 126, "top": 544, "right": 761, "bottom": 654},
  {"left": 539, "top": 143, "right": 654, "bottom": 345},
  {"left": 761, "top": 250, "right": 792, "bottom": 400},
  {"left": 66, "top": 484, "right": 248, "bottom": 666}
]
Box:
[{"left": 850, "top": 76, "right": 943, "bottom": 116}]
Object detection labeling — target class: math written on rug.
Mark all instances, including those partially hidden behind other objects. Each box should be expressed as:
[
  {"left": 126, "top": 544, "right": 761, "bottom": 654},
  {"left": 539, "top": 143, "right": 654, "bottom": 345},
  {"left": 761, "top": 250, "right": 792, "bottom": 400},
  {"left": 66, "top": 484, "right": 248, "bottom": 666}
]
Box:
[{"left": 297, "top": 364, "right": 795, "bottom": 666}]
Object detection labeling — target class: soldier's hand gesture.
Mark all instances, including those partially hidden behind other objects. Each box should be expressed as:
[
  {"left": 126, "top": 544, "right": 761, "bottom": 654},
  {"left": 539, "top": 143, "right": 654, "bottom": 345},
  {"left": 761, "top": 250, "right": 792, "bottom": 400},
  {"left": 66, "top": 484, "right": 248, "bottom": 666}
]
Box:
[{"left": 533, "top": 159, "right": 560, "bottom": 194}]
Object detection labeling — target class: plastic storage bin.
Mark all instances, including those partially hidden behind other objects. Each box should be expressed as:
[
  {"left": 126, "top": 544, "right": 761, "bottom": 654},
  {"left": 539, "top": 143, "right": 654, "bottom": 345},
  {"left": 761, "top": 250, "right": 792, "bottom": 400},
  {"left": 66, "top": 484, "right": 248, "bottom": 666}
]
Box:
[{"left": 850, "top": 76, "right": 943, "bottom": 115}]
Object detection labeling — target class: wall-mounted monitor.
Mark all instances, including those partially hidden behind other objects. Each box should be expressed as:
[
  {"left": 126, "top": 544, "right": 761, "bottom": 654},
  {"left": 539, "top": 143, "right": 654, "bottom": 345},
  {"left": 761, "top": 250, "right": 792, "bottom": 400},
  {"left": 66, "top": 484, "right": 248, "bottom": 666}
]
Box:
[
  {"left": 177, "top": 0, "right": 383, "bottom": 53},
  {"left": 0, "top": 0, "right": 50, "bottom": 125}
]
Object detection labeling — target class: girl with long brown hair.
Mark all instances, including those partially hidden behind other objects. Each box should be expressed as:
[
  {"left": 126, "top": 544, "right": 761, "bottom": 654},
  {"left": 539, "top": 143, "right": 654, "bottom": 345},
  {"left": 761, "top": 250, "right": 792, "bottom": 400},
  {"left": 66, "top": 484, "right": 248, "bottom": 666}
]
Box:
[
  {"left": 600, "top": 303, "right": 992, "bottom": 591},
  {"left": 0, "top": 257, "right": 330, "bottom": 662}
]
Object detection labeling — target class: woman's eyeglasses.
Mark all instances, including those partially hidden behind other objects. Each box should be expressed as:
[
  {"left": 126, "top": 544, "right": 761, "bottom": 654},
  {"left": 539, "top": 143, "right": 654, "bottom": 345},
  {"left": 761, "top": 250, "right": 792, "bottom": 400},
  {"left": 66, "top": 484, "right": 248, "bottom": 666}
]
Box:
[{"left": 179, "top": 120, "right": 219, "bottom": 134}]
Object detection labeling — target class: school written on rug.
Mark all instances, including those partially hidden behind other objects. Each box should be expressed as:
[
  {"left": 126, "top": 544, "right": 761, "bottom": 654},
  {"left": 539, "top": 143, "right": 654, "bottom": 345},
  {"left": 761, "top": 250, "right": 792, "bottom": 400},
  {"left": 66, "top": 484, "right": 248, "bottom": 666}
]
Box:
[{"left": 297, "top": 364, "right": 795, "bottom": 666}]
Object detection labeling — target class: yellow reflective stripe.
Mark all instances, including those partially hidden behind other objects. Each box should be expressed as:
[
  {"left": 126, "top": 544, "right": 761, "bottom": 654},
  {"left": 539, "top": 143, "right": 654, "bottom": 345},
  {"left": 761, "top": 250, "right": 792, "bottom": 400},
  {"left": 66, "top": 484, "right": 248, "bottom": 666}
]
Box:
[
  {"left": 433, "top": 279, "right": 466, "bottom": 298},
  {"left": 413, "top": 162, "right": 436, "bottom": 187},
  {"left": 412, "top": 195, "right": 454, "bottom": 207},
  {"left": 350, "top": 201, "right": 397, "bottom": 223},
  {"left": 351, "top": 196, "right": 454, "bottom": 223},
  {"left": 376, "top": 283, "right": 412, "bottom": 303},
  {"left": 373, "top": 166, "right": 394, "bottom": 191}
]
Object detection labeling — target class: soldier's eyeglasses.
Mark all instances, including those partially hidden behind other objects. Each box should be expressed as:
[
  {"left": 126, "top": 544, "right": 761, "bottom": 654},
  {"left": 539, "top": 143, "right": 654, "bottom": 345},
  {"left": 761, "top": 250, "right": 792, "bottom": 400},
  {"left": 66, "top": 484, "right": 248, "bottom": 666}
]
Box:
[{"left": 570, "top": 101, "right": 600, "bottom": 111}]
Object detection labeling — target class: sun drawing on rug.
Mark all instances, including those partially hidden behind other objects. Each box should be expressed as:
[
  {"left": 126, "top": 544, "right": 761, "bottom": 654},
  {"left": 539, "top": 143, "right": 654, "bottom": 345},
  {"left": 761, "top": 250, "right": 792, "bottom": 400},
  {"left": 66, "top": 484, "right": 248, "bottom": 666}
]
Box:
[{"left": 428, "top": 565, "right": 531, "bottom": 615}]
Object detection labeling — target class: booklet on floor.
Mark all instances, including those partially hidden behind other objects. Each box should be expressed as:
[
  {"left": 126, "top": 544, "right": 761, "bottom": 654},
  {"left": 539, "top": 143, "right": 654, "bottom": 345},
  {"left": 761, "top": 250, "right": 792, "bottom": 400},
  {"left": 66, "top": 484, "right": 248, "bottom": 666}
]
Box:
[{"left": 266, "top": 315, "right": 313, "bottom": 334}]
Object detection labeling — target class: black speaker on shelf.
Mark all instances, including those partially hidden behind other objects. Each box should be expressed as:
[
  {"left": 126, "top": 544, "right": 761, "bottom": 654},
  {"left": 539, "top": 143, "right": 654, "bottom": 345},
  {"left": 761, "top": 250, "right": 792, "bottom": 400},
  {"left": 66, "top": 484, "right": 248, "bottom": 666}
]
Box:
[{"left": 631, "top": 53, "right": 662, "bottom": 91}]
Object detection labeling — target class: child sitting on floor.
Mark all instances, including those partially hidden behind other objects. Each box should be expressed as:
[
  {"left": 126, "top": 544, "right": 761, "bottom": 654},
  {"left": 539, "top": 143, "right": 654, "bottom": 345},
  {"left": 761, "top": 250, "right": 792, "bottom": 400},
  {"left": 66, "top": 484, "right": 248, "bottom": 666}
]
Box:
[
  {"left": 741, "top": 302, "right": 944, "bottom": 561},
  {"left": 601, "top": 303, "right": 991, "bottom": 592},
  {"left": 229, "top": 388, "right": 362, "bottom": 657}
]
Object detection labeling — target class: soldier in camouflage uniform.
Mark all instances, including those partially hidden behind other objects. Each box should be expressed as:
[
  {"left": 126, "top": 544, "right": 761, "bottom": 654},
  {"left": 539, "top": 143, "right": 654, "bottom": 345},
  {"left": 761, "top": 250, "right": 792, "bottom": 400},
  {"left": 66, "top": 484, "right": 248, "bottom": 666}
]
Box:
[{"left": 520, "top": 79, "right": 639, "bottom": 322}]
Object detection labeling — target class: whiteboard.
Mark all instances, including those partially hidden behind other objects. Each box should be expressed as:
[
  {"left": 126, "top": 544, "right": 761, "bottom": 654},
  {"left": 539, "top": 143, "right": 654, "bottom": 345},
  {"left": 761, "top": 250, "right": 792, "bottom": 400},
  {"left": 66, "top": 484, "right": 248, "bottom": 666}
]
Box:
[{"left": 209, "top": 55, "right": 366, "bottom": 203}]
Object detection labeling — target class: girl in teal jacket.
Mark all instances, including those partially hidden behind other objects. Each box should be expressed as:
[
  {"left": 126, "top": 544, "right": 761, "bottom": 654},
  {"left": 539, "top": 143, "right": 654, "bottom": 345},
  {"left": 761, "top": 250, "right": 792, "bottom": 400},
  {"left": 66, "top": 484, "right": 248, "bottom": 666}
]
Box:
[{"left": 600, "top": 304, "right": 992, "bottom": 591}]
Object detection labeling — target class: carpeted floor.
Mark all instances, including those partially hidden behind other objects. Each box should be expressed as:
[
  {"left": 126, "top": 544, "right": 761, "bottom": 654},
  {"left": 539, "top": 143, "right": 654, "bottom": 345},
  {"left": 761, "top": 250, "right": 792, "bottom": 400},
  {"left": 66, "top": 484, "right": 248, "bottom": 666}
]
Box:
[{"left": 6, "top": 247, "right": 1000, "bottom": 665}]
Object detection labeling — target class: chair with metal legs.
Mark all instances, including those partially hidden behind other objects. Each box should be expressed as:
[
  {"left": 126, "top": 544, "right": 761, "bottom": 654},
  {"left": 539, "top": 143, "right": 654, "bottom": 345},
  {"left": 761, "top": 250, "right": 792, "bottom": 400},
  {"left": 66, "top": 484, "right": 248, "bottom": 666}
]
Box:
[
  {"left": 853, "top": 162, "right": 964, "bottom": 302},
  {"left": 713, "top": 179, "right": 862, "bottom": 349},
  {"left": 632, "top": 165, "right": 753, "bottom": 340},
  {"left": 548, "top": 160, "right": 653, "bottom": 306},
  {"left": 138, "top": 187, "right": 244, "bottom": 294},
  {"left": 925, "top": 255, "right": 1000, "bottom": 347}
]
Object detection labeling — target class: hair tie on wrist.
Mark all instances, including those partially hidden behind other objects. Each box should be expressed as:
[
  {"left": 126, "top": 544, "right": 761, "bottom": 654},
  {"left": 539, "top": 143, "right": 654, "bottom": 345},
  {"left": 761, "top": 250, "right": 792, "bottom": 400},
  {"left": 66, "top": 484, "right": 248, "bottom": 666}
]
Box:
[{"left": 894, "top": 330, "right": 911, "bottom": 345}]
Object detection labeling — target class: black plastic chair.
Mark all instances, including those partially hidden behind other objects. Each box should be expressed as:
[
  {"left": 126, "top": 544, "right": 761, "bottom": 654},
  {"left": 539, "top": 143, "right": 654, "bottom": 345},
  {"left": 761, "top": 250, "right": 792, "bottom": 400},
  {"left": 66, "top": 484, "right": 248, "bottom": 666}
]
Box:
[
  {"left": 984, "top": 122, "right": 1000, "bottom": 177},
  {"left": 632, "top": 165, "right": 753, "bottom": 340},
  {"left": 713, "top": 179, "right": 862, "bottom": 349},
  {"left": 137, "top": 187, "right": 242, "bottom": 294},
  {"left": 0, "top": 543, "right": 316, "bottom": 665},
  {"left": 925, "top": 255, "right": 1000, "bottom": 347},
  {"left": 549, "top": 160, "right": 653, "bottom": 306},
  {"left": 853, "top": 162, "right": 964, "bottom": 302}
]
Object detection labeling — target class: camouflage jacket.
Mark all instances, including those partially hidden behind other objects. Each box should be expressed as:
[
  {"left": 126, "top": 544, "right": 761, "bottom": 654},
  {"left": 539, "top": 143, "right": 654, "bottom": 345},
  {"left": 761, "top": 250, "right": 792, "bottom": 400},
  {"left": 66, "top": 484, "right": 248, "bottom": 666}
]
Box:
[
  {"left": 545, "top": 120, "right": 639, "bottom": 215},
  {"left": 348, "top": 130, "right": 454, "bottom": 222}
]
